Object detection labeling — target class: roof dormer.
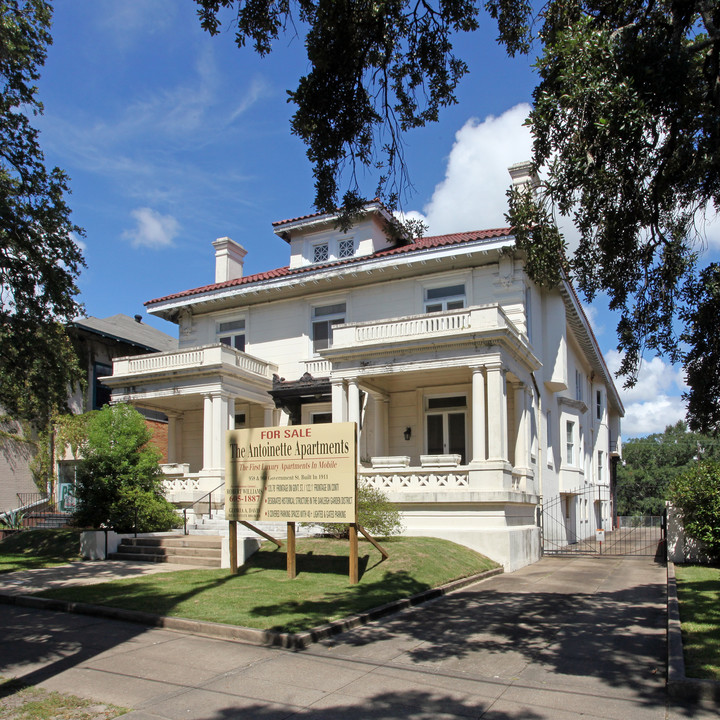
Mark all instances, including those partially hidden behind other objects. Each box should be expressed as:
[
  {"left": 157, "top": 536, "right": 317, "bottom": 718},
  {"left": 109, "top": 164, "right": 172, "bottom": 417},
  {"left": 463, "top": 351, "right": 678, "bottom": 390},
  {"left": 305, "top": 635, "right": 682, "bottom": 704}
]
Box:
[{"left": 272, "top": 201, "right": 408, "bottom": 270}]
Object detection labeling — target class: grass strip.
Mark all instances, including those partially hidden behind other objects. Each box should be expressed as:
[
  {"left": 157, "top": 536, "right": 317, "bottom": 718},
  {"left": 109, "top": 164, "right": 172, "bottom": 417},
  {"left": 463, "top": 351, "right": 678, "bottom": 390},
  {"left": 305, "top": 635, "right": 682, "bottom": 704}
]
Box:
[
  {"left": 0, "top": 530, "right": 81, "bottom": 573},
  {"left": 37, "top": 536, "right": 498, "bottom": 633},
  {"left": 0, "top": 677, "right": 126, "bottom": 720},
  {"left": 674, "top": 563, "right": 720, "bottom": 680}
]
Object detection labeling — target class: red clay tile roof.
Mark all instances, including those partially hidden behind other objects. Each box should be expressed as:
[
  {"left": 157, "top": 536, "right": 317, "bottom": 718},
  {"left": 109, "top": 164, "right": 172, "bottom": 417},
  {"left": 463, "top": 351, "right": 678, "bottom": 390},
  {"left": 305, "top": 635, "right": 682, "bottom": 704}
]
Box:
[
  {"left": 271, "top": 199, "right": 388, "bottom": 228},
  {"left": 145, "top": 227, "right": 514, "bottom": 307}
]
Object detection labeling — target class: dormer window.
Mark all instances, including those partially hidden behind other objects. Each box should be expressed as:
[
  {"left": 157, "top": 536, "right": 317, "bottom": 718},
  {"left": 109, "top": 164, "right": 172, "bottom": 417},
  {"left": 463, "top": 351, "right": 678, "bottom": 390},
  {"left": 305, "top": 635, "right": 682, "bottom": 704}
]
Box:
[{"left": 313, "top": 243, "right": 329, "bottom": 263}]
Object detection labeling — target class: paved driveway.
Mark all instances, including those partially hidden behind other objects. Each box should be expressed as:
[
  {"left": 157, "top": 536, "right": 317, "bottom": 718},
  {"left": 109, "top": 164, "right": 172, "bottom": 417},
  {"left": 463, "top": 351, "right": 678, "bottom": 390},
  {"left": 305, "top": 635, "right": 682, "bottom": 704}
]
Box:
[{"left": 0, "top": 555, "right": 712, "bottom": 719}]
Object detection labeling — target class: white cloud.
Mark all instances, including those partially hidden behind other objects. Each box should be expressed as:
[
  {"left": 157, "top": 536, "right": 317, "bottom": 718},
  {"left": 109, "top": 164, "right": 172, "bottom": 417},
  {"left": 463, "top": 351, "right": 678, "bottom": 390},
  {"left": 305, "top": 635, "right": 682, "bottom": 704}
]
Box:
[
  {"left": 123, "top": 208, "right": 180, "bottom": 249},
  {"left": 605, "top": 349, "right": 687, "bottom": 437},
  {"left": 621, "top": 396, "right": 687, "bottom": 438},
  {"left": 70, "top": 231, "right": 87, "bottom": 253},
  {"left": 410, "top": 104, "right": 533, "bottom": 234},
  {"left": 605, "top": 350, "right": 686, "bottom": 403}
]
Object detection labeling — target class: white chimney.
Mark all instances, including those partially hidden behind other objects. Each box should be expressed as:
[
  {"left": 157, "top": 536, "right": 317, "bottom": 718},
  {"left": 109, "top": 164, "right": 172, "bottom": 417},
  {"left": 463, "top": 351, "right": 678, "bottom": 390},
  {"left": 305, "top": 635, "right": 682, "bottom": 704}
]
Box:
[
  {"left": 508, "top": 161, "right": 540, "bottom": 190},
  {"left": 212, "top": 237, "right": 247, "bottom": 283}
]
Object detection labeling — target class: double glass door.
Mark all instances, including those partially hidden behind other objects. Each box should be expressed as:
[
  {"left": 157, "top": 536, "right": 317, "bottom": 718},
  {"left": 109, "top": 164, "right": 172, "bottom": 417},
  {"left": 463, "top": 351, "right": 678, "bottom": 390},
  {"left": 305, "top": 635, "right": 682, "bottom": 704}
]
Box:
[{"left": 426, "top": 396, "right": 467, "bottom": 464}]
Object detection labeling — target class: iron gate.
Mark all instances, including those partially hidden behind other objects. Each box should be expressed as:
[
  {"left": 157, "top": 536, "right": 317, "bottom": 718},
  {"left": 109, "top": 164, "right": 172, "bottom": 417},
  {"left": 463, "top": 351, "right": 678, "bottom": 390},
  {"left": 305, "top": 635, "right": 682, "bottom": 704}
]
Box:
[{"left": 541, "top": 486, "right": 666, "bottom": 557}]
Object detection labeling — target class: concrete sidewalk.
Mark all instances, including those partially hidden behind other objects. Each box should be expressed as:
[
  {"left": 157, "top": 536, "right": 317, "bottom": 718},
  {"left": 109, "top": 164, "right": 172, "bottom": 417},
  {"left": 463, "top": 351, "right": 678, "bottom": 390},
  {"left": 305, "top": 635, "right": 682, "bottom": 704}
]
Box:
[{"left": 0, "top": 555, "right": 713, "bottom": 719}]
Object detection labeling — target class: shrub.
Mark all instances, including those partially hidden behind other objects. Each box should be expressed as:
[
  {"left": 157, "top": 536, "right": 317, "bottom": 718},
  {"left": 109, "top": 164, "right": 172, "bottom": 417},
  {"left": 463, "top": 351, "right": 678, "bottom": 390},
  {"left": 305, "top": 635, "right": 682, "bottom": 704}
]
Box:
[
  {"left": 72, "top": 404, "right": 179, "bottom": 533},
  {"left": 314, "top": 483, "right": 404, "bottom": 539},
  {"left": 669, "top": 459, "right": 720, "bottom": 562}
]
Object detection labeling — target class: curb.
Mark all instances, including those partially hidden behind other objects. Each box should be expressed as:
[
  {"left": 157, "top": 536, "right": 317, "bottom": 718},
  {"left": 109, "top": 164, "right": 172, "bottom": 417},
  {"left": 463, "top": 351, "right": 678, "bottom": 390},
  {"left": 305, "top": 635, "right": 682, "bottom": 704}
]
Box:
[
  {"left": 0, "top": 566, "right": 504, "bottom": 650},
  {"left": 666, "top": 561, "right": 720, "bottom": 707}
]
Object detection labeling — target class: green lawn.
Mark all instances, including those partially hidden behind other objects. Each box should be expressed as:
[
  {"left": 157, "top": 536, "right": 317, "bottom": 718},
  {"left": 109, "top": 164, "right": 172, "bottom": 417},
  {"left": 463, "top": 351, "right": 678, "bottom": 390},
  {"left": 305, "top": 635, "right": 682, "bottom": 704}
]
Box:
[
  {"left": 674, "top": 564, "right": 720, "bottom": 680},
  {"left": 0, "top": 529, "right": 81, "bottom": 573},
  {"left": 38, "top": 536, "right": 498, "bottom": 633}
]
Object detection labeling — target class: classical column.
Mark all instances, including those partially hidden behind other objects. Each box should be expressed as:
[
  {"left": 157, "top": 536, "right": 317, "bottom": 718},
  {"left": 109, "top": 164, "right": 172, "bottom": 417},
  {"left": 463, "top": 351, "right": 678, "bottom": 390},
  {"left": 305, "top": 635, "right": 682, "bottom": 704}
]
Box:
[
  {"left": 331, "top": 379, "right": 348, "bottom": 422},
  {"left": 486, "top": 364, "right": 508, "bottom": 462},
  {"left": 348, "top": 379, "right": 360, "bottom": 425},
  {"left": 347, "top": 379, "right": 361, "bottom": 453},
  {"left": 211, "top": 393, "right": 230, "bottom": 470},
  {"left": 227, "top": 396, "right": 236, "bottom": 432},
  {"left": 471, "top": 366, "right": 486, "bottom": 463},
  {"left": 166, "top": 412, "right": 178, "bottom": 463},
  {"left": 264, "top": 405, "right": 275, "bottom": 427},
  {"left": 514, "top": 382, "right": 528, "bottom": 470},
  {"left": 202, "top": 394, "right": 213, "bottom": 471},
  {"left": 376, "top": 396, "right": 390, "bottom": 456}
]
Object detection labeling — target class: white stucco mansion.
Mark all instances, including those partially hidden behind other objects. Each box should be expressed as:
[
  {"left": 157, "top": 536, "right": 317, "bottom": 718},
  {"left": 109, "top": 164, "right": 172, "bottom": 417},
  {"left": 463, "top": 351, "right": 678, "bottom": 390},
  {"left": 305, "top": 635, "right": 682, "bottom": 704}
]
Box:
[{"left": 104, "top": 166, "right": 623, "bottom": 570}]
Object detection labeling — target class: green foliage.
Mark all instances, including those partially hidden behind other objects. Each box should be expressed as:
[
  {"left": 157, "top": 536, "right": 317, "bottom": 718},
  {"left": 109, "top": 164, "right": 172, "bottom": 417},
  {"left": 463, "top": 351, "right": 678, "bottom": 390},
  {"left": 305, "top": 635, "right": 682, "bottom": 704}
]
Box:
[
  {"left": 315, "top": 483, "right": 404, "bottom": 538},
  {"left": 492, "top": 1, "right": 720, "bottom": 430},
  {"left": 195, "top": 0, "right": 479, "bottom": 220},
  {"left": 0, "top": 508, "right": 24, "bottom": 530},
  {"left": 616, "top": 421, "right": 720, "bottom": 516},
  {"left": 0, "top": 1, "right": 85, "bottom": 429},
  {"left": 72, "top": 404, "right": 179, "bottom": 533},
  {"left": 670, "top": 460, "right": 720, "bottom": 562},
  {"left": 30, "top": 411, "right": 94, "bottom": 496}
]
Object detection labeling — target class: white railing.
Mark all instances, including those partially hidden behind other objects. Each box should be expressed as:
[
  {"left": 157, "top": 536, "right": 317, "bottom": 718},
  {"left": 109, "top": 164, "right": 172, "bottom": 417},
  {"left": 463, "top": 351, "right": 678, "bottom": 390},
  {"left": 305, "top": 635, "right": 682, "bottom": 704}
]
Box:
[
  {"left": 113, "top": 344, "right": 277, "bottom": 381},
  {"left": 127, "top": 349, "right": 204, "bottom": 373},
  {"left": 303, "top": 359, "right": 331, "bottom": 376},
  {"left": 359, "top": 468, "right": 470, "bottom": 492},
  {"left": 331, "top": 305, "right": 515, "bottom": 350}
]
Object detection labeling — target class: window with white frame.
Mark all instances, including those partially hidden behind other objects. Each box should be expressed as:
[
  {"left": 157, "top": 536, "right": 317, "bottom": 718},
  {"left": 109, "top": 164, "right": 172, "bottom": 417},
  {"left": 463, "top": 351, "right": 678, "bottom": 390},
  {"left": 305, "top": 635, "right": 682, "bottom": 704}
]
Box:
[
  {"left": 313, "top": 242, "right": 329, "bottom": 263},
  {"left": 566, "top": 420, "right": 575, "bottom": 465},
  {"left": 424, "top": 284, "right": 465, "bottom": 313},
  {"left": 312, "top": 302, "right": 346, "bottom": 352},
  {"left": 597, "top": 450, "right": 603, "bottom": 482},
  {"left": 217, "top": 319, "right": 245, "bottom": 351},
  {"left": 596, "top": 389, "right": 603, "bottom": 420},
  {"left": 575, "top": 370, "right": 584, "bottom": 402}
]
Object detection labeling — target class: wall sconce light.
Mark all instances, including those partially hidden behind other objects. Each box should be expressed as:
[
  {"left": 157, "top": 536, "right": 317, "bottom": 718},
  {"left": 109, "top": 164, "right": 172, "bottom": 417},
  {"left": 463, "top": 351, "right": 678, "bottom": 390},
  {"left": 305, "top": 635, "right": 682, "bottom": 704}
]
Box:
[{"left": 404, "top": 426, "right": 412, "bottom": 441}]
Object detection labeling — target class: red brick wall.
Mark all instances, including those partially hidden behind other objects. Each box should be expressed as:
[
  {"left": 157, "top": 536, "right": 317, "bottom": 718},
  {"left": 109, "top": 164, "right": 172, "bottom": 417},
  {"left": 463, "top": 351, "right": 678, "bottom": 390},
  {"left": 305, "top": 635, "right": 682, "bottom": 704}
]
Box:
[{"left": 145, "top": 419, "right": 169, "bottom": 463}]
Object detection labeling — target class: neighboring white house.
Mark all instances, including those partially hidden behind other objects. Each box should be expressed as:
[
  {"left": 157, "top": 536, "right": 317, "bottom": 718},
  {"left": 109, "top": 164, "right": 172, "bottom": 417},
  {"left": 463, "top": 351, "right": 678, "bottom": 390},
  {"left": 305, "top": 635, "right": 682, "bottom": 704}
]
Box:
[{"left": 104, "top": 166, "right": 623, "bottom": 571}]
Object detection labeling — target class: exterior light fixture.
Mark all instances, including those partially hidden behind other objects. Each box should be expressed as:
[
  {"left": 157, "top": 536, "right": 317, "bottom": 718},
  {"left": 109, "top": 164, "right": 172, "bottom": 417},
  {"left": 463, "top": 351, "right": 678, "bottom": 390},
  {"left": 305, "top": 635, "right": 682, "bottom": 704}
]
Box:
[{"left": 404, "top": 426, "right": 412, "bottom": 441}]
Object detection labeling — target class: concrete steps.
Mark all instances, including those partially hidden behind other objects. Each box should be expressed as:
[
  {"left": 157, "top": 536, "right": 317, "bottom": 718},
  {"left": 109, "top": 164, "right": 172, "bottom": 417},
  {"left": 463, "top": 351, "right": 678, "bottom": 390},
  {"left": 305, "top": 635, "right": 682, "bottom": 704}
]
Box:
[{"left": 109, "top": 534, "right": 222, "bottom": 568}]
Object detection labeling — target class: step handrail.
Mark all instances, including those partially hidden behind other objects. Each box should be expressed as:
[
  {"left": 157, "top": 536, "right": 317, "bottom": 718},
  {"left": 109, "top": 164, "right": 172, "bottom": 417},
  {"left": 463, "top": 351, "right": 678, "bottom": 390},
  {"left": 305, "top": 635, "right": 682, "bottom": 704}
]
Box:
[{"left": 183, "top": 481, "right": 225, "bottom": 535}]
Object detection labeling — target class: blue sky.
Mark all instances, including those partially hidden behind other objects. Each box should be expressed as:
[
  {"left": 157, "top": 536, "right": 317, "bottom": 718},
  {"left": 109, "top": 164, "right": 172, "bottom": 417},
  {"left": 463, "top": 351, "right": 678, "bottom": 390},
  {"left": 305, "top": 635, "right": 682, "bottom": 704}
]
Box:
[{"left": 35, "top": 1, "right": 696, "bottom": 437}]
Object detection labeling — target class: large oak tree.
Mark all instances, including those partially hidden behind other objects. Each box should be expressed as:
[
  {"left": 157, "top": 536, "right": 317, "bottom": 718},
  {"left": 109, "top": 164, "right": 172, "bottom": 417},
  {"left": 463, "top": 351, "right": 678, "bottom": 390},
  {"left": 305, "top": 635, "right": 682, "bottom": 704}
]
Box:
[
  {"left": 194, "top": 0, "right": 720, "bottom": 431},
  {"left": 0, "top": 0, "right": 85, "bottom": 429}
]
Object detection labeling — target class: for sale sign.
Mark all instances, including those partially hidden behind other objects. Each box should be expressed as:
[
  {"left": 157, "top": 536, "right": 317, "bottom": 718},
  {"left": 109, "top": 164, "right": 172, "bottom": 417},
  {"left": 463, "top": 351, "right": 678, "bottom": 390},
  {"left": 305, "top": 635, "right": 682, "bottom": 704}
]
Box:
[{"left": 225, "top": 422, "right": 356, "bottom": 523}]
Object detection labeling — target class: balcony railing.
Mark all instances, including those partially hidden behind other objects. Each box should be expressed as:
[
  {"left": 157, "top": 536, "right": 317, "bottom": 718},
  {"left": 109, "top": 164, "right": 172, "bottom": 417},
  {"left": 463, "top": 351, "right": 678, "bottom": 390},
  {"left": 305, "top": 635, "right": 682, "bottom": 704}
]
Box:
[
  {"left": 112, "top": 344, "right": 277, "bottom": 381},
  {"left": 330, "top": 305, "right": 519, "bottom": 351}
]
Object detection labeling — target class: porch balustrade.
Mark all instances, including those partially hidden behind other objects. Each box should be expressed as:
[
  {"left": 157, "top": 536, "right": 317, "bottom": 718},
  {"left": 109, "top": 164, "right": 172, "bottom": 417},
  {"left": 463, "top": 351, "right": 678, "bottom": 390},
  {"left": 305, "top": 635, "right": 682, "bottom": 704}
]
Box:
[
  {"left": 359, "top": 467, "right": 470, "bottom": 492},
  {"left": 112, "top": 344, "right": 277, "bottom": 381}
]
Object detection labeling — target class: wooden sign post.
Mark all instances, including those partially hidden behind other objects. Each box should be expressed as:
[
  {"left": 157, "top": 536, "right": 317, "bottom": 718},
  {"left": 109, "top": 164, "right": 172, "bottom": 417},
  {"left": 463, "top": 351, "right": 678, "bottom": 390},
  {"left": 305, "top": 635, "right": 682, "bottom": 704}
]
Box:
[{"left": 287, "top": 521, "right": 296, "bottom": 579}]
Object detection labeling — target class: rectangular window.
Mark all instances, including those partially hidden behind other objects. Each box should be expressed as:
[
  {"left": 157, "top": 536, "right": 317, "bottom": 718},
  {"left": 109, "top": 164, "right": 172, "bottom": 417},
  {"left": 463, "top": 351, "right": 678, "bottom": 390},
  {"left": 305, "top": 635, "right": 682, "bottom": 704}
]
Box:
[
  {"left": 424, "top": 284, "right": 465, "bottom": 313},
  {"left": 93, "top": 363, "right": 112, "bottom": 410},
  {"left": 234, "top": 413, "right": 247, "bottom": 429},
  {"left": 312, "top": 302, "right": 346, "bottom": 352},
  {"left": 596, "top": 390, "right": 603, "bottom": 420},
  {"left": 217, "top": 319, "right": 245, "bottom": 352},
  {"left": 575, "top": 370, "right": 584, "bottom": 402},
  {"left": 525, "top": 285, "right": 532, "bottom": 342},
  {"left": 313, "top": 243, "right": 329, "bottom": 263},
  {"left": 311, "top": 411, "right": 333, "bottom": 424},
  {"left": 337, "top": 238, "right": 354, "bottom": 258},
  {"left": 597, "top": 450, "right": 603, "bottom": 482},
  {"left": 546, "top": 410, "right": 552, "bottom": 447},
  {"left": 566, "top": 420, "right": 575, "bottom": 465}
]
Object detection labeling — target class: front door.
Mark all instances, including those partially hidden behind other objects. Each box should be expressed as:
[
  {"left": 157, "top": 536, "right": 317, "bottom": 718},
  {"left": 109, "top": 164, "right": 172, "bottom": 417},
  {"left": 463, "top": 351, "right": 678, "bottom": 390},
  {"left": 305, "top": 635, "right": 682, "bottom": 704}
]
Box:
[{"left": 425, "top": 396, "right": 467, "bottom": 464}]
